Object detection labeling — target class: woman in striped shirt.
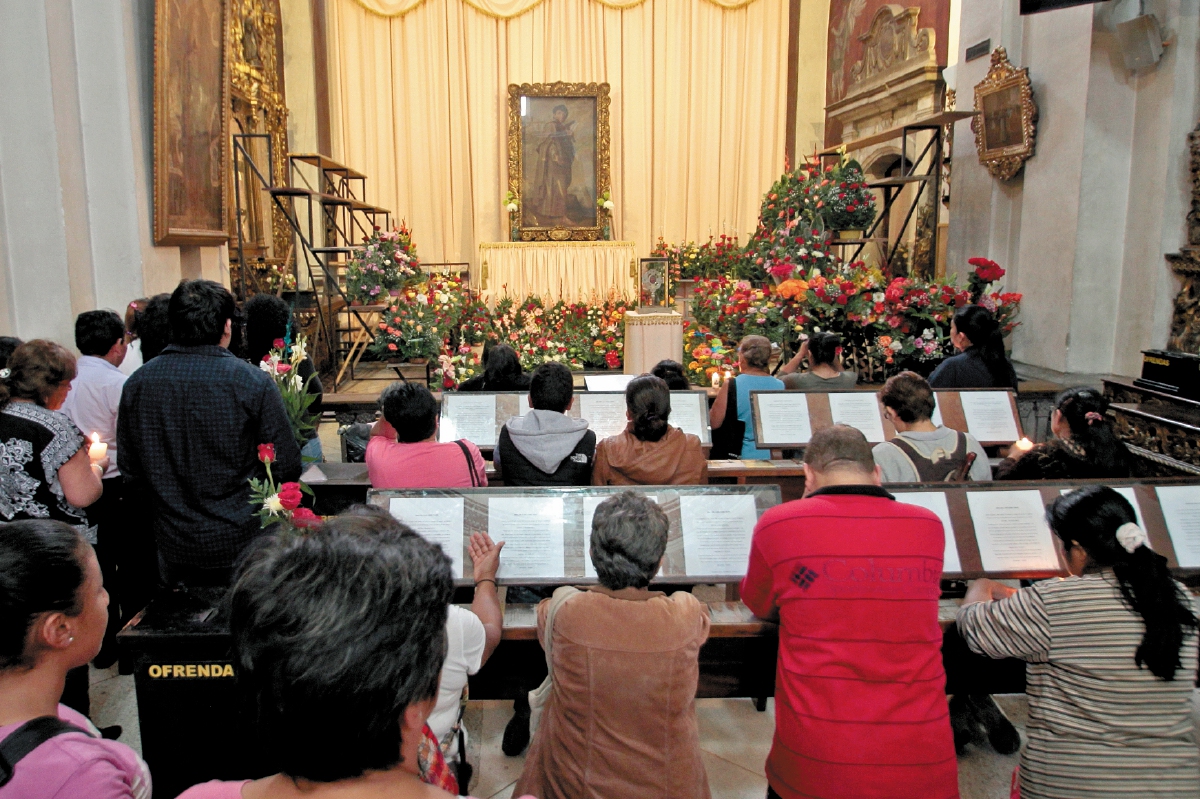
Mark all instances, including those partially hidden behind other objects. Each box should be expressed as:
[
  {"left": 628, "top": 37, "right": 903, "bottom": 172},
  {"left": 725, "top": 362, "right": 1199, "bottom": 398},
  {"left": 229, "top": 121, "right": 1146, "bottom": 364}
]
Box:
[{"left": 957, "top": 486, "right": 1199, "bottom": 799}]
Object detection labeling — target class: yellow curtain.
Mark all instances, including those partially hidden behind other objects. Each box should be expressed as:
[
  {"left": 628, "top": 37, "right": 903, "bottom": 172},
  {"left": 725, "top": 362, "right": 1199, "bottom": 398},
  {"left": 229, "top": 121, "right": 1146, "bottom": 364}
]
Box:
[{"left": 329, "top": 0, "right": 789, "bottom": 265}]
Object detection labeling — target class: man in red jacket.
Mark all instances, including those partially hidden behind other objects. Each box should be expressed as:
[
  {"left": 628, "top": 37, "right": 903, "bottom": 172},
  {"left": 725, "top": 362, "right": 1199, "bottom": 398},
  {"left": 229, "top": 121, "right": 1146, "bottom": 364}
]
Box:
[{"left": 741, "top": 425, "right": 959, "bottom": 799}]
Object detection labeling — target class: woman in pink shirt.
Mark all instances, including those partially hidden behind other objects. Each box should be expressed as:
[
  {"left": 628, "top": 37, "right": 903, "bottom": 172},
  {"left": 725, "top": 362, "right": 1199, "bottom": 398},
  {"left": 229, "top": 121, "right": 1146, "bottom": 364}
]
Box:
[
  {"left": 0, "top": 519, "right": 151, "bottom": 799},
  {"left": 366, "top": 382, "right": 487, "bottom": 489},
  {"left": 177, "top": 514, "right": 530, "bottom": 799}
]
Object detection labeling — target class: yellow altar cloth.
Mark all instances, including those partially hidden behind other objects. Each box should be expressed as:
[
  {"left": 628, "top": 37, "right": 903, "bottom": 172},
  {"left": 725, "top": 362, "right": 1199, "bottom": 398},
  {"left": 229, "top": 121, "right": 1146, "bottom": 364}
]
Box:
[
  {"left": 623, "top": 310, "right": 684, "bottom": 375},
  {"left": 477, "top": 241, "right": 637, "bottom": 303}
]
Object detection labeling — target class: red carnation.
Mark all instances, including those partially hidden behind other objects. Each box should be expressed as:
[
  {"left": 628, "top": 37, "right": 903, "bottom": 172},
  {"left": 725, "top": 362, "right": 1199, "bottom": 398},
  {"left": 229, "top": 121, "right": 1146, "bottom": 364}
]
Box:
[
  {"left": 257, "top": 443, "right": 275, "bottom": 464},
  {"left": 273, "top": 338, "right": 285, "bottom": 349},
  {"left": 278, "top": 482, "right": 303, "bottom": 511}
]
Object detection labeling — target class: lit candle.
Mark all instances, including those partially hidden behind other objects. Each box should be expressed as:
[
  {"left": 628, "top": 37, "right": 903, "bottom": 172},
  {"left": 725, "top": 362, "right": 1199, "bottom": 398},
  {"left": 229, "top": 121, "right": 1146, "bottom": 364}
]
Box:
[
  {"left": 711, "top": 372, "right": 721, "bottom": 388},
  {"left": 1012, "top": 437, "right": 1034, "bottom": 454},
  {"left": 88, "top": 433, "right": 107, "bottom": 461}
]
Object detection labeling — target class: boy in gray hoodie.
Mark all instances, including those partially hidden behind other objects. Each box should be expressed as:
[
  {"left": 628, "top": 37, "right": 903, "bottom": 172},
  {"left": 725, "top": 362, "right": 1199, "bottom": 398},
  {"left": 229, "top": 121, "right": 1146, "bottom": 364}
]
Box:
[{"left": 494, "top": 361, "right": 595, "bottom": 486}]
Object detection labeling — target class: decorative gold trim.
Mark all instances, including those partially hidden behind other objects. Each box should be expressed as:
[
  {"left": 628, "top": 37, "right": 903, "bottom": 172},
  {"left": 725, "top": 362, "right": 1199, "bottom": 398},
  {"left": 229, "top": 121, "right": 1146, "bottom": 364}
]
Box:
[
  {"left": 228, "top": 0, "right": 291, "bottom": 261},
  {"left": 507, "top": 82, "right": 611, "bottom": 242},
  {"left": 478, "top": 241, "right": 635, "bottom": 249},
  {"left": 153, "top": 0, "right": 231, "bottom": 246},
  {"left": 624, "top": 311, "right": 684, "bottom": 325},
  {"left": 972, "top": 47, "right": 1037, "bottom": 181},
  {"left": 353, "top": 0, "right": 758, "bottom": 21}
]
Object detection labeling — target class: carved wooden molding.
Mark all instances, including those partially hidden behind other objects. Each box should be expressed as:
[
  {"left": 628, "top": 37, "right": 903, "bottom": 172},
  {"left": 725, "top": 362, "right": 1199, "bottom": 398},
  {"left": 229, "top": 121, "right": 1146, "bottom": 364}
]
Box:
[{"left": 971, "top": 47, "right": 1037, "bottom": 181}]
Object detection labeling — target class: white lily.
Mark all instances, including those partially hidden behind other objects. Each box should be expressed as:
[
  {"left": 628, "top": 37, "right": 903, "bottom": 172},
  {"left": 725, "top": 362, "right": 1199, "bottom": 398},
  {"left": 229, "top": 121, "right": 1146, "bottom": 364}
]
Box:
[{"left": 506, "top": 203, "right": 519, "bottom": 213}]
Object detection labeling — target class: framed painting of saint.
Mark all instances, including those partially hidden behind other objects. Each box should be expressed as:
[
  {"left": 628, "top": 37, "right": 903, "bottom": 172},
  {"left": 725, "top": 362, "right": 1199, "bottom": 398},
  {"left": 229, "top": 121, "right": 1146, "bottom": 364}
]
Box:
[
  {"left": 507, "top": 83, "right": 611, "bottom": 242},
  {"left": 153, "top": 0, "right": 230, "bottom": 245}
]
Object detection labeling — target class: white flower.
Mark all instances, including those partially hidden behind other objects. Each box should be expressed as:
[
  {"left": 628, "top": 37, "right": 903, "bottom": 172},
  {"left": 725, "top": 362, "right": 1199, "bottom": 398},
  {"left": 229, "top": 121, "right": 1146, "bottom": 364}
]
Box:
[
  {"left": 264, "top": 494, "right": 284, "bottom": 514},
  {"left": 291, "top": 339, "right": 308, "bottom": 363},
  {"left": 873, "top": 292, "right": 885, "bottom": 303},
  {"left": 258, "top": 359, "right": 274, "bottom": 375},
  {"left": 436, "top": 292, "right": 449, "bottom": 304},
  {"left": 415, "top": 294, "right": 429, "bottom": 305},
  {"left": 796, "top": 248, "right": 808, "bottom": 257},
  {"left": 603, "top": 200, "right": 615, "bottom": 210},
  {"left": 922, "top": 328, "right": 935, "bottom": 340},
  {"left": 889, "top": 340, "right": 903, "bottom": 352},
  {"left": 506, "top": 203, "right": 519, "bottom": 213}
]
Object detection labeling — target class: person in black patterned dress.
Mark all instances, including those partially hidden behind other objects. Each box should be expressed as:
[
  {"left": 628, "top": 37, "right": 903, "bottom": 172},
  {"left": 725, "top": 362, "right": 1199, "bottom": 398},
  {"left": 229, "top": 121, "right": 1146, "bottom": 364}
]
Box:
[{"left": 0, "top": 339, "right": 107, "bottom": 719}]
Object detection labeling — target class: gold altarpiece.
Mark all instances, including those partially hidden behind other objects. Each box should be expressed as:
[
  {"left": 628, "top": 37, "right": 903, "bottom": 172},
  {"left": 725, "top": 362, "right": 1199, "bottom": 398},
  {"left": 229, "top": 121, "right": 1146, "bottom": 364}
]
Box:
[{"left": 228, "top": 0, "right": 293, "bottom": 293}]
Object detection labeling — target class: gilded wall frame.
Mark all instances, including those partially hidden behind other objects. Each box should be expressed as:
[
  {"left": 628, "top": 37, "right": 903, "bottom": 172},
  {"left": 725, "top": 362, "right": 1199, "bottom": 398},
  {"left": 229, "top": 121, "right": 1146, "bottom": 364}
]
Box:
[
  {"left": 153, "top": 0, "right": 230, "bottom": 245},
  {"left": 972, "top": 47, "right": 1037, "bottom": 181},
  {"left": 507, "top": 83, "right": 611, "bottom": 242}
]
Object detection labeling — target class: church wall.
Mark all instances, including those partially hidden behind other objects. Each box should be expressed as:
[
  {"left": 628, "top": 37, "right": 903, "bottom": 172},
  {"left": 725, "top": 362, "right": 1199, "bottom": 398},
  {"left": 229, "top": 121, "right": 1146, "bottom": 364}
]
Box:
[
  {"left": 945, "top": 0, "right": 1200, "bottom": 379},
  {"left": 0, "top": 0, "right": 227, "bottom": 346}
]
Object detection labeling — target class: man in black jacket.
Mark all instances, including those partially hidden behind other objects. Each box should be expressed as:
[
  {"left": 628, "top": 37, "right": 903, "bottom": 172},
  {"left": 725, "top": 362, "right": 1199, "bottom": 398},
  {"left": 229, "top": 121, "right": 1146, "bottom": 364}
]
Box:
[
  {"left": 118, "top": 280, "right": 301, "bottom": 587},
  {"left": 494, "top": 361, "right": 595, "bottom": 486}
]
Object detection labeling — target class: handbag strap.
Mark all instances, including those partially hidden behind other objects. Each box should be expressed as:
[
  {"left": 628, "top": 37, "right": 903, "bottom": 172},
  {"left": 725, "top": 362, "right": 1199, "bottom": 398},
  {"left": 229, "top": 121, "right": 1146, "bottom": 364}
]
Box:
[
  {"left": 0, "top": 717, "right": 89, "bottom": 787},
  {"left": 541, "top": 586, "right": 581, "bottom": 680},
  {"left": 454, "top": 440, "right": 480, "bottom": 487}
]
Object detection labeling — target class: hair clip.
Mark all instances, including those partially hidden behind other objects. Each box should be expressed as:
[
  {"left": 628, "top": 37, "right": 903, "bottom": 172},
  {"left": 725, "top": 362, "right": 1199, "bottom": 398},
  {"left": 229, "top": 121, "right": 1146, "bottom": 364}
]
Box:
[
  {"left": 0, "top": 369, "right": 8, "bottom": 379},
  {"left": 1085, "top": 411, "right": 1103, "bottom": 425},
  {"left": 1115, "top": 522, "right": 1146, "bottom": 554}
]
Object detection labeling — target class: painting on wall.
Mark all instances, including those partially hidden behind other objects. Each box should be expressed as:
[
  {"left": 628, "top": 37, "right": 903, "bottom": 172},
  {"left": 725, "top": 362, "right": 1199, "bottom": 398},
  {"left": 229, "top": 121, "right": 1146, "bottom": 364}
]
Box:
[
  {"left": 973, "top": 47, "right": 1038, "bottom": 181},
  {"left": 154, "top": 0, "right": 230, "bottom": 245},
  {"left": 507, "top": 83, "right": 610, "bottom": 241}
]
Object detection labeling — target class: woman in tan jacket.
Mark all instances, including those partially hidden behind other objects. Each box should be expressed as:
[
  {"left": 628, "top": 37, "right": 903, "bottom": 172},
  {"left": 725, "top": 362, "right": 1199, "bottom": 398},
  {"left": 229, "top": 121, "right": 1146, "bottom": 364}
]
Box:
[
  {"left": 591, "top": 375, "right": 708, "bottom": 485},
  {"left": 513, "top": 492, "right": 712, "bottom": 799}
]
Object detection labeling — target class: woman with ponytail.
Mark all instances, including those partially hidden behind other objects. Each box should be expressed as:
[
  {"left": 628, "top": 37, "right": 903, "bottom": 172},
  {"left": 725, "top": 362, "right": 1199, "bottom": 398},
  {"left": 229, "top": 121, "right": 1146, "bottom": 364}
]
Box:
[
  {"left": 997, "top": 387, "right": 1132, "bottom": 480},
  {"left": 592, "top": 375, "right": 707, "bottom": 485},
  {"left": 928, "top": 305, "right": 1018, "bottom": 389},
  {"left": 957, "top": 487, "right": 1199, "bottom": 799}
]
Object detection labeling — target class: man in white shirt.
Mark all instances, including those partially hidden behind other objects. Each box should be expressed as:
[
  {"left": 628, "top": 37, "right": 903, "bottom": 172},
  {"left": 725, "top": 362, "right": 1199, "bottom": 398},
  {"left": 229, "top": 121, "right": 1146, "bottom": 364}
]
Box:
[
  {"left": 873, "top": 371, "right": 993, "bottom": 483},
  {"left": 62, "top": 310, "right": 129, "bottom": 667}
]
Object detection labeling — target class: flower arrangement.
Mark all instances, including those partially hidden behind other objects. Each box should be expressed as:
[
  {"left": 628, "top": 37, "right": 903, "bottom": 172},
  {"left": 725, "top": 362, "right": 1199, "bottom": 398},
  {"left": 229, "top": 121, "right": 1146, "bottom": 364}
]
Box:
[
  {"left": 596, "top": 190, "right": 615, "bottom": 212},
  {"left": 748, "top": 220, "right": 836, "bottom": 283},
  {"left": 433, "top": 344, "right": 483, "bottom": 390},
  {"left": 248, "top": 443, "right": 319, "bottom": 531},
  {"left": 818, "top": 158, "right": 876, "bottom": 232},
  {"left": 966, "top": 257, "right": 1022, "bottom": 334},
  {"left": 683, "top": 323, "right": 735, "bottom": 385},
  {"left": 652, "top": 235, "right": 746, "bottom": 282},
  {"left": 259, "top": 335, "right": 318, "bottom": 451},
  {"left": 344, "top": 224, "right": 421, "bottom": 304}
]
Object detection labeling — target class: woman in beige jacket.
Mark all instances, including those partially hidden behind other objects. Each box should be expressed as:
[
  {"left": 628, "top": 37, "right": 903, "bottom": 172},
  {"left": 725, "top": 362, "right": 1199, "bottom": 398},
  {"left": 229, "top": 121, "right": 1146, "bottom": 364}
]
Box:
[
  {"left": 591, "top": 375, "right": 708, "bottom": 486},
  {"left": 513, "top": 492, "right": 712, "bottom": 799}
]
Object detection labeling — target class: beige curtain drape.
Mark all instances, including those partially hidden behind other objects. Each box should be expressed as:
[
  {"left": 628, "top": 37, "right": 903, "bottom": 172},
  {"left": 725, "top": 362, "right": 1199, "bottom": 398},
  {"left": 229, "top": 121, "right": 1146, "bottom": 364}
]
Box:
[
  {"left": 328, "top": 0, "right": 789, "bottom": 265},
  {"left": 353, "top": 0, "right": 757, "bottom": 19}
]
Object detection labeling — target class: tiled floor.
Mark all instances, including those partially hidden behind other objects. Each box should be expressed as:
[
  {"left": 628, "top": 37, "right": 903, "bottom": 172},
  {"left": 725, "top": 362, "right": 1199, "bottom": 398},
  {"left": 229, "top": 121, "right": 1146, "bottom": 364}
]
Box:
[{"left": 89, "top": 663, "right": 1038, "bottom": 799}]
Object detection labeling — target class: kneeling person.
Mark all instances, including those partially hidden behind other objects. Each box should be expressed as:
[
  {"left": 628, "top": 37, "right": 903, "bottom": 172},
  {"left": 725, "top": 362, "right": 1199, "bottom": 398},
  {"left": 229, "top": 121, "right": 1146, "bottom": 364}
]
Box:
[
  {"left": 873, "top": 371, "right": 990, "bottom": 483},
  {"left": 741, "top": 426, "right": 958, "bottom": 799},
  {"left": 496, "top": 362, "right": 595, "bottom": 486}
]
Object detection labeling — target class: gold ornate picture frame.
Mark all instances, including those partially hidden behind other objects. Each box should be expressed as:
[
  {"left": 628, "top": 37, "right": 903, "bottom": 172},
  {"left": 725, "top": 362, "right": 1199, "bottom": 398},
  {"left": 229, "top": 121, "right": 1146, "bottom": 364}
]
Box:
[
  {"left": 153, "top": 0, "right": 231, "bottom": 245},
  {"left": 507, "top": 82, "right": 611, "bottom": 242},
  {"left": 972, "top": 47, "right": 1037, "bottom": 181}
]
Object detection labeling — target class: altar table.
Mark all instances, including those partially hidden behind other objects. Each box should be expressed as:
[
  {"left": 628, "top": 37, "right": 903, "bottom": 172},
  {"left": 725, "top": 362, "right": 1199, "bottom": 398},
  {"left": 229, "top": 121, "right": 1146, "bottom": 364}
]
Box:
[{"left": 477, "top": 240, "right": 637, "bottom": 302}]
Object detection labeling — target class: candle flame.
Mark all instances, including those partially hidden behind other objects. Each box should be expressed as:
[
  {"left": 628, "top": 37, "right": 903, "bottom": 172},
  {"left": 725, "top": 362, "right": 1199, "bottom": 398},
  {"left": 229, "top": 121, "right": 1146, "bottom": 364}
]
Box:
[{"left": 90, "top": 432, "right": 100, "bottom": 444}]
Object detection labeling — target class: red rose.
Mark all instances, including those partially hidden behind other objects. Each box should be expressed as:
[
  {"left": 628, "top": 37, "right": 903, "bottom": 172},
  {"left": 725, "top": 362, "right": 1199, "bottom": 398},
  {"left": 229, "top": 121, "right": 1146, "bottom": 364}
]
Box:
[
  {"left": 257, "top": 443, "right": 275, "bottom": 463},
  {"left": 290, "top": 507, "right": 320, "bottom": 528},
  {"left": 836, "top": 295, "right": 849, "bottom": 305},
  {"left": 278, "top": 482, "right": 303, "bottom": 510},
  {"left": 273, "top": 338, "right": 286, "bottom": 350}
]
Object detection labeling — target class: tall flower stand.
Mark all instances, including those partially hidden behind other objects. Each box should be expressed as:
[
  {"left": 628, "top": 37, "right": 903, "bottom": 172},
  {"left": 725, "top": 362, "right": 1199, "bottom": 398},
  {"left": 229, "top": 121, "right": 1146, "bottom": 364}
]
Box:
[{"left": 623, "top": 310, "right": 683, "bottom": 375}]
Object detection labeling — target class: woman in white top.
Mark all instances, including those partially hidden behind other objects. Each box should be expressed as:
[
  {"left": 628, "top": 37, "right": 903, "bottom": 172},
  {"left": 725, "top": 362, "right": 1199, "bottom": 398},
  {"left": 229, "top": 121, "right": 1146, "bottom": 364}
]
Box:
[{"left": 957, "top": 486, "right": 1199, "bottom": 799}]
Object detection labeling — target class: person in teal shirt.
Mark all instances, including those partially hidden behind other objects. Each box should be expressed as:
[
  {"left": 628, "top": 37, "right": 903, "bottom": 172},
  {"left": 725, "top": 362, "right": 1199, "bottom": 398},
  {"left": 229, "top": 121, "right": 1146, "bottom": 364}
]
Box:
[{"left": 709, "top": 335, "right": 784, "bottom": 460}]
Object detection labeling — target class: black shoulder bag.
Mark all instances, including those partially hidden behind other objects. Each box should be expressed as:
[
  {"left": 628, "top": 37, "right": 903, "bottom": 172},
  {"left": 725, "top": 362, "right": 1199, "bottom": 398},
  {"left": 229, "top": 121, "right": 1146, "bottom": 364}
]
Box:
[
  {"left": 709, "top": 377, "right": 747, "bottom": 460},
  {"left": 454, "top": 440, "right": 482, "bottom": 487},
  {"left": 0, "top": 717, "right": 89, "bottom": 786}
]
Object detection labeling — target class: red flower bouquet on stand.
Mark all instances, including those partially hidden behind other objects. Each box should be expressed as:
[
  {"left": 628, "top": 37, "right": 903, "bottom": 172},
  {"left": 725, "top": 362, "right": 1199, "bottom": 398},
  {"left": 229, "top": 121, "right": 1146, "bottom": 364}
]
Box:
[
  {"left": 248, "top": 443, "right": 317, "bottom": 532},
  {"left": 966, "top": 257, "right": 1022, "bottom": 335}
]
